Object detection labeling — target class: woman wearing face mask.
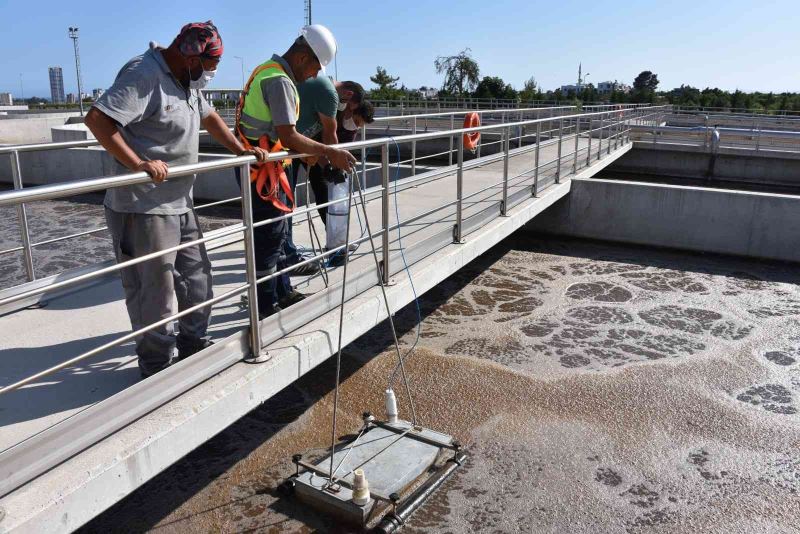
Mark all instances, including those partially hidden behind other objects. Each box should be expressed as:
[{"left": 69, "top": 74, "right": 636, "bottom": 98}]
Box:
[{"left": 85, "top": 21, "right": 269, "bottom": 379}]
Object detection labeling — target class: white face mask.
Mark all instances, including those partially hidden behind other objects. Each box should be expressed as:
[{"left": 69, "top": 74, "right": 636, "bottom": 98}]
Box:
[
  {"left": 189, "top": 69, "right": 215, "bottom": 90},
  {"left": 342, "top": 116, "right": 358, "bottom": 131},
  {"left": 338, "top": 101, "right": 348, "bottom": 112}
]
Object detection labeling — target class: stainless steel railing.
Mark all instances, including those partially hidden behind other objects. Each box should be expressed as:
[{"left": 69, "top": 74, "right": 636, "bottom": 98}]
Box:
[
  {"left": 631, "top": 124, "right": 800, "bottom": 154},
  {"left": 0, "top": 105, "right": 670, "bottom": 397},
  {"left": 0, "top": 105, "right": 581, "bottom": 280},
  {"left": 672, "top": 105, "right": 800, "bottom": 118},
  {"left": 0, "top": 106, "right": 670, "bottom": 498}
]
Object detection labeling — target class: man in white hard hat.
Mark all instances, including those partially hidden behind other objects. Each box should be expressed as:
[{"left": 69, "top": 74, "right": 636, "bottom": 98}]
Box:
[{"left": 235, "top": 24, "right": 356, "bottom": 318}]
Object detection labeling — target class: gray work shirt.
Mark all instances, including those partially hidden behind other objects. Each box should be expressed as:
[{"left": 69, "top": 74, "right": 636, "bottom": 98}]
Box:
[{"left": 93, "top": 42, "right": 213, "bottom": 215}]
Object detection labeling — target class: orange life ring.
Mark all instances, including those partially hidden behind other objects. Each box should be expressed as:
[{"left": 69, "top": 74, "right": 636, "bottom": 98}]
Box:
[{"left": 463, "top": 112, "right": 481, "bottom": 151}]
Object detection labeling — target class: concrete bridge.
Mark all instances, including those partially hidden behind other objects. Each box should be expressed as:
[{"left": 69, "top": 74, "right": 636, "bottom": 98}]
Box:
[{"left": 0, "top": 106, "right": 666, "bottom": 532}]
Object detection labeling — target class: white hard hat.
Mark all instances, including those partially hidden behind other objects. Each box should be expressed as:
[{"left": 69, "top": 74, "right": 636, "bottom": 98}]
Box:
[{"left": 300, "top": 24, "right": 337, "bottom": 67}]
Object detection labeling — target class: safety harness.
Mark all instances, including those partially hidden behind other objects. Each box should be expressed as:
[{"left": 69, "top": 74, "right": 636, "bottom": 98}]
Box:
[{"left": 235, "top": 61, "right": 299, "bottom": 213}]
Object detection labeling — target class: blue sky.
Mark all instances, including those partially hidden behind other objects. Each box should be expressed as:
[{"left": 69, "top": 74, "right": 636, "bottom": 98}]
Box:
[{"left": 2, "top": 0, "right": 798, "bottom": 98}]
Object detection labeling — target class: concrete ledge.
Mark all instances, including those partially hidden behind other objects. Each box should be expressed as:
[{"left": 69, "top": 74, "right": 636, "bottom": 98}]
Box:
[
  {"left": 632, "top": 140, "right": 800, "bottom": 161},
  {"left": 613, "top": 144, "right": 800, "bottom": 189},
  {"left": 527, "top": 177, "right": 800, "bottom": 262}
]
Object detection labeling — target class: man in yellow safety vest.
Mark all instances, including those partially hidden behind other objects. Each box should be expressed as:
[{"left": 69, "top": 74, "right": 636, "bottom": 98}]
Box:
[{"left": 235, "top": 24, "right": 355, "bottom": 318}]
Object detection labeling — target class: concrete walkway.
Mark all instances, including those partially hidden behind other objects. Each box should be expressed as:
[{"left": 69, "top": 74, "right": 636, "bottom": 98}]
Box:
[{"left": 0, "top": 132, "right": 628, "bottom": 532}]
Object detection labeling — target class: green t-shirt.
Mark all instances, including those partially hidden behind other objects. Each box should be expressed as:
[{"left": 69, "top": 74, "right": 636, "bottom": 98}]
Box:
[{"left": 296, "top": 76, "right": 339, "bottom": 140}]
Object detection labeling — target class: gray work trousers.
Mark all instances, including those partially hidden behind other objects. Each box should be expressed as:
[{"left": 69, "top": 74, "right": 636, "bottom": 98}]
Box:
[{"left": 105, "top": 208, "right": 213, "bottom": 375}]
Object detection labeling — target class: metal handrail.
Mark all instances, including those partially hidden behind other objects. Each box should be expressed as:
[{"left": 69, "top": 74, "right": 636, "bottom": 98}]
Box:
[
  {"left": 0, "top": 105, "right": 579, "bottom": 155},
  {"left": 0, "top": 106, "right": 668, "bottom": 395},
  {"left": 0, "top": 195, "right": 243, "bottom": 258},
  {"left": 0, "top": 105, "right": 581, "bottom": 270},
  {"left": 0, "top": 107, "right": 667, "bottom": 501},
  {"left": 0, "top": 107, "right": 670, "bottom": 208},
  {"left": 631, "top": 123, "right": 800, "bottom": 154}
]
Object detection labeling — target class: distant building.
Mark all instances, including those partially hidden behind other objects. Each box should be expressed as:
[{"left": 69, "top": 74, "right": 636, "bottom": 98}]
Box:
[
  {"left": 0, "top": 93, "right": 12, "bottom": 106},
  {"left": 560, "top": 83, "right": 586, "bottom": 95},
  {"left": 66, "top": 93, "right": 77, "bottom": 104},
  {"left": 202, "top": 90, "right": 240, "bottom": 102},
  {"left": 597, "top": 81, "right": 631, "bottom": 95},
  {"left": 49, "top": 66, "right": 65, "bottom": 104},
  {"left": 419, "top": 86, "right": 438, "bottom": 99},
  {"left": 92, "top": 88, "right": 104, "bottom": 100}
]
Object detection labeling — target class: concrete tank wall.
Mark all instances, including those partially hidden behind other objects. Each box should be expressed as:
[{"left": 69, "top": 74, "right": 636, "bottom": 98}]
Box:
[
  {"left": 0, "top": 113, "right": 83, "bottom": 144},
  {"left": 612, "top": 144, "right": 800, "bottom": 187},
  {"left": 527, "top": 178, "right": 800, "bottom": 263}
]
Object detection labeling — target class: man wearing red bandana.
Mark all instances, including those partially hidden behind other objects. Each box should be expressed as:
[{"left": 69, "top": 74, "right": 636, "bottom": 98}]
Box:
[{"left": 86, "top": 21, "right": 267, "bottom": 378}]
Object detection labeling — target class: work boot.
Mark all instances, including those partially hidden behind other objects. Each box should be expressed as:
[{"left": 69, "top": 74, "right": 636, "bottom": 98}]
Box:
[
  {"left": 278, "top": 290, "right": 307, "bottom": 309},
  {"left": 290, "top": 260, "right": 321, "bottom": 276},
  {"left": 328, "top": 250, "right": 348, "bottom": 268},
  {"left": 259, "top": 303, "right": 282, "bottom": 320},
  {"left": 139, "top": 361, "right": 170, "bottom": 380},
  {"left": 176, "top": 336, "right": 214, "bottom": 361}
]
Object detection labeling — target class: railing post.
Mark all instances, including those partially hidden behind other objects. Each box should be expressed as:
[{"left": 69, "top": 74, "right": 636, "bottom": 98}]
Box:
[
  {"left": 533, "top": 121, "right": 541, "bottom": 197},
  {"left": 653, "top": 121, "right": 658, "bottom": 147},
  {"left": 556, "top": 118, "right": 563, "bottom": 183},
  {"left": 586, "top": 114, "right": 593, "bottom": 166},
  {"left": 573, "top": 115, "right": 581, "bottom": 174},
  {"left": 360, "top": 125, "right": 367, "bottom": 184},
  {"left": 598, "top": 113, "right": 605, "bottom": 160},
  {"left": 449, "top": 114, "right": 455, "bottom": 166},
  {"left": 411, "top": 117, "right": 417, "bottom": 176},
  {"left": 381, "top": 142, "right": 391, "bottom": 284},
  {"left": 518, "top": 109, "right": 523, "bottom": 148},
  {"left": 501, "top": 127, "right": 509, "bottom": 216},
  {"left": 240, "top": 161, "right": 268, "bottom": 363},
  {"left": 10, "top": 151, "right": 35, "bottom": 282},
  {"left": 454, "top": 135, "right": 464, "bottom": 243},
  {"left": 476, "top": 115, "right": 482, "bottom": 159},
  {"left": 756, "top": 126, "right": 761, "bottom": 152},
  {"left": 607, "top": 112, "right": 613, "bottom": 155}
]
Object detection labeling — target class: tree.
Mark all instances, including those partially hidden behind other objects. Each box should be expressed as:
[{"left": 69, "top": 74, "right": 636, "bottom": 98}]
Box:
[
  {"left": 579, "top": 84, "right": 598, "bottom": 103},
  {"left": 370, "top": 66, "right": 399, "bottom": 91},
  {"left": 473, "top": 76, "right": 517, "bottom": 100},
  {"left": 519, "top": 77, "right": 541, "bottom": 102},
  {"left": 632, "top": 70, "right": 659, "bottom": 103},
  {"left": 369, "top": 66, "right": 403, "bottom": 100},
  {"left": 435, "top": 48, "right": 480, "bottom": 95}
]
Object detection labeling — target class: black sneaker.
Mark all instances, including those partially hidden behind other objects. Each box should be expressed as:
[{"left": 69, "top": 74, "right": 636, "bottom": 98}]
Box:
[
  {"left": 259, "top": 304, "right": 282, "bottom": 320},
  {"left": 328, "top": 251, "right": 348, "bottom": 268},
  {"left": 278, "top": 290, "right": 307, "bottom": 309},
  {"left": 139, "top": 362, "right": 170, "bottom": 380},
  {"left": 176, "top": 337, "right": 214, "bottom": 361},
  {"left": 290, "top": 260, "right": 321, "bottom": 276}
]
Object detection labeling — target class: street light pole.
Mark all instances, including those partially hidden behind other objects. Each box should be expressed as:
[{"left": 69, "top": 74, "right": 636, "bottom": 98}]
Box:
[
  {"left": 234, "top": 56, "right": 245, "bottom": 88},
  {"left": 68, "top": 27, "right": 84, "bottom": 116}
]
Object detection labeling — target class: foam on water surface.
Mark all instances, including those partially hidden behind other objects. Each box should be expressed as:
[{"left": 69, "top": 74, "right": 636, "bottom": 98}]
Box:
[{"left": 80, "top": 236, "right": 800, "bottom": 533}]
